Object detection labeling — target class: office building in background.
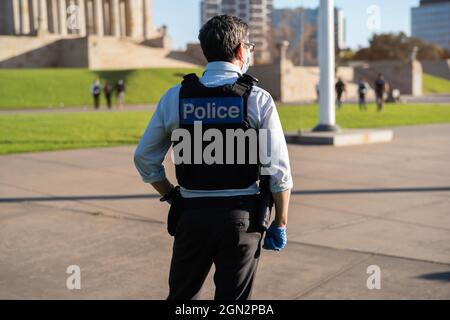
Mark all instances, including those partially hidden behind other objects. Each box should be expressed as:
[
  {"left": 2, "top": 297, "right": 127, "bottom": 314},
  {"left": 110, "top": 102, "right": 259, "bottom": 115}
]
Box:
[
  {"left": 200, "top": 0, "right": 273, "bottom": 63},
  {"left": 411, "top": 0, "right": 450, "bottom": 50},
  {"left": 272, "top": 6, "right": 345, "bottom": 66}
]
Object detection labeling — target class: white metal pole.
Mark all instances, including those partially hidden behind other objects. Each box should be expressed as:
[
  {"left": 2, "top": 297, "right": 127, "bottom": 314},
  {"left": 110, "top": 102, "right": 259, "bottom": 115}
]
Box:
[{"left": 314, "top": 0, "right": 339, "bottom": 132}]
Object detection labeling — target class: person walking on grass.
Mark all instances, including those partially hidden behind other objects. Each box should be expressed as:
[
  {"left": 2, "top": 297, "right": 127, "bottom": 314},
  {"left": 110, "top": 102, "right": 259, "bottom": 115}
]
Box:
[
  {"left": 91, "top": 79, "right": 101, "bottom": 110},
  {"left": 116, "top": 79, "right": 126, "bottom": 109},
  {"left": 104, "top": 81, "right": 113, "bottom": 110},
  {"left": 358, "top": 78, "right": 369, "bottom": 111},
  {"left": 335, "top": 77, "right": 346, "bottom": 109},
  {"left": 375, "top": 73, "right": 388, "bottom": 112}
]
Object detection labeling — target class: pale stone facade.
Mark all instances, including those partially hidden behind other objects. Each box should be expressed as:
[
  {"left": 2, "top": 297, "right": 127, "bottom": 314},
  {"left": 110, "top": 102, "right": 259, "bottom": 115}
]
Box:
[
  {"left": 0, "top": 0, "right": 156, "bottom": 39},
  {"left": 0, "top": 0, "right": 199, "bottom": 69}
]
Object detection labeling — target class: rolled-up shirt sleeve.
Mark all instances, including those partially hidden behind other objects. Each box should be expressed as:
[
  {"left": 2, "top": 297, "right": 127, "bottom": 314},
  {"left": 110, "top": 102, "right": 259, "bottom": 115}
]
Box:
[
  {"left": 259, "top": 94, "right": 294, "bottom": 193},
  {"left": 134, "top": 89, "right": 175, "bottom": 184}
]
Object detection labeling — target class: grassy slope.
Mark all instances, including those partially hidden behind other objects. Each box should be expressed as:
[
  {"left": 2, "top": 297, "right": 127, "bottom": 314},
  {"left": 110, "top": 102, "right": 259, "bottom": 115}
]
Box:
[
  {"left": 1, "top": 69, "right": 448, "bottom": 109},
  {"left": 0, "top": 68, "right": 201, "bottom": 109},
  {"left": 1, "top": 103, "right": 450, "bottom": 155},
  {"left": 423, "top": 73, "right": 450, "bottom": 94}
]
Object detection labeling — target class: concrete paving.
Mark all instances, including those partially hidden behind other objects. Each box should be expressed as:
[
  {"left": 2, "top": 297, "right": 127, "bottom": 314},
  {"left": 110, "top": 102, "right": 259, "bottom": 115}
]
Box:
[{"left": 0, "top": 124, "right": 449, "bottom": 299}]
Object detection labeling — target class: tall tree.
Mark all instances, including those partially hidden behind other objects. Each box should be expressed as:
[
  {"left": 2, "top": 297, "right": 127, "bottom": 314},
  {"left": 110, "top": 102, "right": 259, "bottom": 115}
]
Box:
[{"left": 353, "top": 33, "right": 449, "bottom": 61}]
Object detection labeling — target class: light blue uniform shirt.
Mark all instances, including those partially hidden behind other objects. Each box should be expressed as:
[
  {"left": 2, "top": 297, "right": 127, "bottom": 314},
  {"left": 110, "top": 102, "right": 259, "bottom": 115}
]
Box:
[{"left": 134, "top": 62, "right": 293, "bottom": 198}]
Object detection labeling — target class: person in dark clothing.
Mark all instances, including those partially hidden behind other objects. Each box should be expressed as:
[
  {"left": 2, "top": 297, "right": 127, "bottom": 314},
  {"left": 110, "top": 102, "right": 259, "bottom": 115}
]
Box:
[
  {"left": 374, "top": 73, "right": 388, "bottom": 112},
  {"left": 116, "top": 79, "right": 126, "bottom": 109},
  {"left": 335, "top": 78, "right": 346, "bottom": 109},
  {"left": 91, "top": 79, "right": 101, "bottom": 110},
  {"left": 358, "top": 78, "right": 369, "bottom": 111},
  {"left": 104, "top": 81, "right": 113, "bottom": 109},
  {"left": 315, "top": 82, "right": 320, "bottom": 103}
]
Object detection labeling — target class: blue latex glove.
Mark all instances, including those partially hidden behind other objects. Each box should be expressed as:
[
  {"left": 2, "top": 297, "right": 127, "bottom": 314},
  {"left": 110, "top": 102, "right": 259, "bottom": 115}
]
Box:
[{"left": 263, "top": 222, "right": 287, "bottom": 251}]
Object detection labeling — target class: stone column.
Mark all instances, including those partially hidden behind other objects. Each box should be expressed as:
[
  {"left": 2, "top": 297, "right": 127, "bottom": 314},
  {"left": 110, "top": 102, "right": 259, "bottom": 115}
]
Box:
[
  {"left": 59, "top": 0, "right": 67, "bottom": 35},
  {"left": 78, "top": 0, "right": 86, "bottom": 36},
  {"left": 50, "top": 0, "right": 59, "bottom": 33},
  {"left": 111, "top": 0, "right": 120, "bottom": 37},
  {"left": 143, "top": 0, "right": 153, "bottom": 39},
  {"left": 12, "top": 0, "right": 21, "bottom": 34},
  {"left": 30, "top": 0, "right": 38, "bottom": 34},
  {"left": 4, "top": 0, "right": 14, "bottom": 34},
  {"left": 37, "top": 0, "right": 49, "bottom": 34},
  {"left": 20, "top": 0, "right": 31, "bottom": 34},
  {"left": 127, "top": 0, "right": 144, "bottom": 39},
  {"left": 94, "top": 0, "right": 103, "bottom": 35},
  {"left": 120, "top": 0, "right": 126, "bottom": 36}
]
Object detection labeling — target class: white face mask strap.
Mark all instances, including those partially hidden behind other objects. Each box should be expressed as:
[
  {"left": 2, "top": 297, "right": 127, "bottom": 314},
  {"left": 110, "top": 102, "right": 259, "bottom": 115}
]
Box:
[{"left": 241, "top": 47, "right": 251, "bottom": 74}]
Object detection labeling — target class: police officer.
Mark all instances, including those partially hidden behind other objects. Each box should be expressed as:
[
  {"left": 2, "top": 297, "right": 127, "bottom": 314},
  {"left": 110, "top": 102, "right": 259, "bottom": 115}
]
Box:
[{"left": 134, "top": 15, "right": 293, "bottom": 300}]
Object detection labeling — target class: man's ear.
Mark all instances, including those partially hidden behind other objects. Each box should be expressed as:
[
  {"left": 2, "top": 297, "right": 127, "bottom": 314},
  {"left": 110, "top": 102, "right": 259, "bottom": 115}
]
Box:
[{"left": 236, "top": 43, "right": 245, "bottom": 61}]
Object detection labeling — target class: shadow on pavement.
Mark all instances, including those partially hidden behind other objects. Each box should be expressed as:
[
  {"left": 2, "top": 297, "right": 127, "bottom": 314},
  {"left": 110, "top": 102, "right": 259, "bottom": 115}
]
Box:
[
  {"left": 1, "top": 186, "right": 449, "bottom": 203},
  {"left": 417, "top": 272, "right": 450, "bottom": 282}
]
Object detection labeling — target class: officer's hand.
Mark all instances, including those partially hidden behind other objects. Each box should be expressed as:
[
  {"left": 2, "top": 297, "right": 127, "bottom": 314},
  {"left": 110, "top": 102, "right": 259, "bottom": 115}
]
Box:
[{"left": 263, "top": 222, "right": 287, "bottom": 251}]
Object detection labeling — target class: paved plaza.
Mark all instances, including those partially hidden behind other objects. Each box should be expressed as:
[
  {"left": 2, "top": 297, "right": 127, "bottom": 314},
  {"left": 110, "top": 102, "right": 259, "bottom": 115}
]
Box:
[{"left": 0, "top": 124, "right": 449, "bottom": 299}]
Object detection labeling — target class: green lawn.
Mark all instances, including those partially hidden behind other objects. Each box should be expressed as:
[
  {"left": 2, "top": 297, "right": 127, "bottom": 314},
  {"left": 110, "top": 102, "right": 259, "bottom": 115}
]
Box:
[
  {"left": 1, "top": 103, "right": 450, "bottom": 155},
  {"left": 0, "top": 68, "right": 201, "bottom": 109},
  {"left": 1, "top": 68, "right": 448, "bottom": 110},
  {"left": 423, "top": 73, "right": 450, "bottom": 95},
  {"left": 278, "top": 103, "right": 450, "bottom": 132},
  {"left": 0, "top": 111, "right": 151, "bottom": 154}
]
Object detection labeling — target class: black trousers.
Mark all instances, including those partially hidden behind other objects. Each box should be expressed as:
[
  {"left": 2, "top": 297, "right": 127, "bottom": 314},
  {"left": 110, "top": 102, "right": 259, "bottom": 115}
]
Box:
[
  {"left": 167, "top": 195, "right": 263, "bottom": 300},
  {"left": 93, "top": 94, "right": 100, "bottom": 109},
  {"left": 376, "top": 94, "right": 384, "bottom": 111},
  {"left": 105, "top": 94, "right": 112, "bottom": 109}
]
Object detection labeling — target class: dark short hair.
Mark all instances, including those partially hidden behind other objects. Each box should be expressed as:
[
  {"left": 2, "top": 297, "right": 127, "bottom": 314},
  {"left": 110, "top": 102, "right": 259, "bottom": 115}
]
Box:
[{"left": 199, "top": 15, "right": 249, "bottom": 62}]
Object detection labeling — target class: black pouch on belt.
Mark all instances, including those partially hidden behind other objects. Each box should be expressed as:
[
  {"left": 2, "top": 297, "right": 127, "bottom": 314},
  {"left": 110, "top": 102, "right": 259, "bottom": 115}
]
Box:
[
  {"left": 255, "top": 175, "right": 274, "bottom": 232},
  {"left": 162, "top": 187, "right": 183, "bottom": 237}
]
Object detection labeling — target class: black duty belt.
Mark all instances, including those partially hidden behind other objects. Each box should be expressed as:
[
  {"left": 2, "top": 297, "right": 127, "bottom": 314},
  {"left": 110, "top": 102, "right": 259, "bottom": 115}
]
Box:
[{"left": 182, "top": 194, "right": 258, "bottom": 210}]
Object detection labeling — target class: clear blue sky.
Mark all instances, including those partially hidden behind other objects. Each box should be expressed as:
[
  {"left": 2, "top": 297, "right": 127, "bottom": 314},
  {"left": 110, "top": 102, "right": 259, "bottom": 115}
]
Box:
[{"left": 153, "top": 0, "right": 420, "bottom": 50}]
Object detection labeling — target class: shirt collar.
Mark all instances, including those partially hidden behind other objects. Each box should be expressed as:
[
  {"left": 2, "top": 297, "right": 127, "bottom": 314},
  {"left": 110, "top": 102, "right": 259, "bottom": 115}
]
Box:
[{"left": 203, "top": 61, "right": 243, "bottom": 77}]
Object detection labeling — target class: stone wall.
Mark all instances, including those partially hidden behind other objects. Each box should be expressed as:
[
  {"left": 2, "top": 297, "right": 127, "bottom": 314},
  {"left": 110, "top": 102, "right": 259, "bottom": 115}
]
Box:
[
  {"left": 249, "top": 58, "right": 423, "bottom": 102},
  {"left": 0, "top": 36, "right": 60, "bottom": 68},
  {"left": 249, "top": 42, "right": 373, "bottom": 102},
  {"left": 58, "top": 38, "right": 89, "bottom": 68},
  {"left": 184, "top": 43, "right": 208, "bottom": 66},
  {"left": 354, "top": 60, "right": 422, "bottom": 96},
  {"left": 421, "top": 59, "right": 450, "bottom": 80},
  {"left": 250, "top": 62, "right": 282, "bottom": 100}
]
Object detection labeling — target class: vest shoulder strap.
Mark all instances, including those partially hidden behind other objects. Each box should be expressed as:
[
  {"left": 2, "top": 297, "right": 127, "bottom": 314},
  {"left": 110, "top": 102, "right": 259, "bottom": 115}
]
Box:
[
  {"left": 233, "top": 74, "right": 259, "bottom": 96},
  {"left": 181, "top": 72, "right": 259, "bottom": 97},
  {"left": 181, "top": 73, "right": 200, "bottom": 85}
]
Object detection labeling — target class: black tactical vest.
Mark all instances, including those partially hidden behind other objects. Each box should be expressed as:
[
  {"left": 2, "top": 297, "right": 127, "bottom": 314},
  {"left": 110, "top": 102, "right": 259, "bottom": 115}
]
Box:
[{"left": 173, "top": 73, "right": 260, "bottom": 190}]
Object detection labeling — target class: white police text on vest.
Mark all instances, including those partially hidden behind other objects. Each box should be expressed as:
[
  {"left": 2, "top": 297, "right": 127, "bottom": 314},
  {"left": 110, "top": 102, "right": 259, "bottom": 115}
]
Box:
[{"left": 180, "top": 97, "right": 244, "bottom": 124}]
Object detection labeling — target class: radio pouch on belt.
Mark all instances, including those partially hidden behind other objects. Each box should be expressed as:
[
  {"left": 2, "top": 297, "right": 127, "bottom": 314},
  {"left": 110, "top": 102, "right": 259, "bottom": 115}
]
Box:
[{"left": 255, "top": 174, "right": 274, "bottom": 232}]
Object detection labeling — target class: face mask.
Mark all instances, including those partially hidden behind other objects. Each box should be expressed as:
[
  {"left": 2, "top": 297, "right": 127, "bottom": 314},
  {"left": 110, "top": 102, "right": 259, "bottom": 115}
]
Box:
[{"left": 241, "top": 48, "right": 251, "bottom": 74}]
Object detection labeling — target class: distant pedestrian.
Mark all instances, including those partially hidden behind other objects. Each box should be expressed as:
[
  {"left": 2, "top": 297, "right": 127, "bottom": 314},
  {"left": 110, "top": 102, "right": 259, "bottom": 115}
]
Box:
[
  {"left": 315, "top": 82, "right": 320, "bottom": 103},
  {"left": 358, "top": 78, "right": 369, "bottom": 111},
  {"left": 104, "top": 81, "right": 113, "bottom": 110},
  {"left": 91, "top": 79, "right": 101, "bottom": 110},
  {"left": 116, "top": 79, "right": 126, "bottom": 109},
  {"left": 374, "top": 73, "right": 388, "bottom": 112},
  {"left": 335, "top": 77, "right": 346, "bottom": 109}
]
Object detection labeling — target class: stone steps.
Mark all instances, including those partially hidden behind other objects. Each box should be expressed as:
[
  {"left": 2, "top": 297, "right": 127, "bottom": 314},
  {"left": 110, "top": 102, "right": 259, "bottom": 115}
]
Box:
[{"left": 87, "top": 36, "right": 200, "bottom": 70}]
